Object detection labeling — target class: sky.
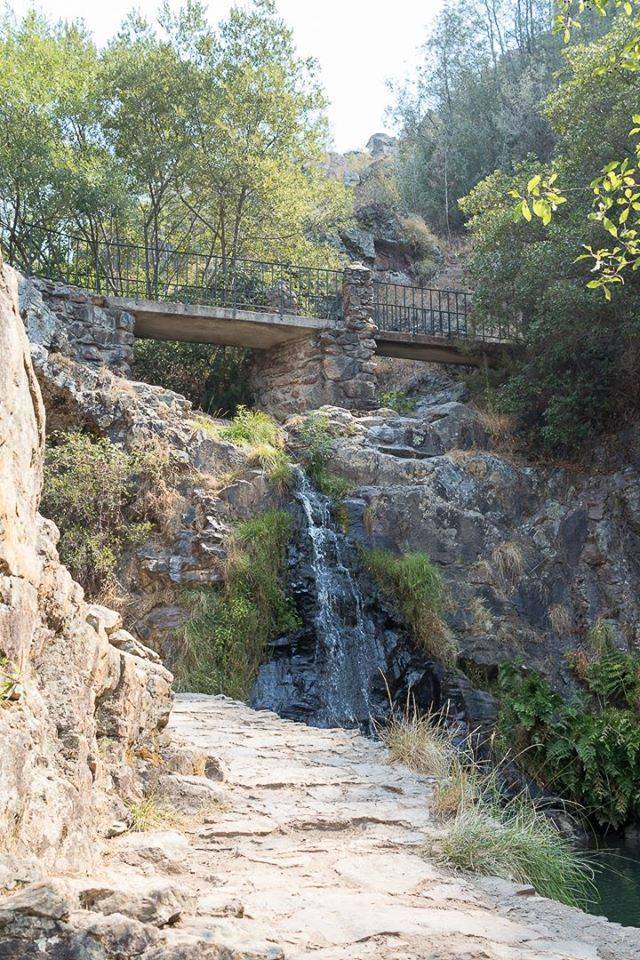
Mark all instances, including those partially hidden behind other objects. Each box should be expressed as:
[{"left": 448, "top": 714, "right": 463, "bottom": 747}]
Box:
[{"left": 7, "top": 0, "right": 444, "bottom": 151}]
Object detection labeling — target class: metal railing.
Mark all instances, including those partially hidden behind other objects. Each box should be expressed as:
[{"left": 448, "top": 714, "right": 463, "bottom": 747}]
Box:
[
  {"left": 373, "top": 278, "right": 518, "bottom": 343},
  {"left": 0, "top": 223, "right": 344, "bottom": 322},
  {"left": 1, "top": 222, "right": 519, "bottom": 344}
]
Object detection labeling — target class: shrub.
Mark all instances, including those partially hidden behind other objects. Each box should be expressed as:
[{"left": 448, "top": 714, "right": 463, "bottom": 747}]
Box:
[
  {"left": 497, "top": 654, "right": 640, "bottom": 828},
  {"left": 379, "top": 390, "right": 417, "bottom": 414},
  {"left": 41, "top": 432, "right": 174, "bottom": 599},
  {"left": 297, "top": 412, "right": 352, "bottom": 501},
  {"left": 363, "top": 548, "right": 456, "bottom": 665},
  {"left": 176, "top": 510, "right": 299, "bottom": 700}
]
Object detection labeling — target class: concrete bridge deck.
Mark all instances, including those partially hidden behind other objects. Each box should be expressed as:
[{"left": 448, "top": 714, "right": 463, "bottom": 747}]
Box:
[{"left": 106, "top": 295, "right": 511, "bottom": 366}]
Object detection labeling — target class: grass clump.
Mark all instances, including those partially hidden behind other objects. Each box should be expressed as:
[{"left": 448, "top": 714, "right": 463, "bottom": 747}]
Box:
[
  {"left": 219, "top": 406, "right": 293, "bottom": 491},
  {"left": 363, "top": 548, "right": 457, "bottom": 666},
  {"left": 378, "top": 701, "right": 454, "bottom": 778},
  {"left": 176, "top": 510, "right": 300, "bottom": 700},
  {"left": 125, "top": 795, "right": 181, "bottom": 832},
  {"left": 42, "top": 431, "right": 178, "bottom": 600},
  {"left": 379, "top": 390, "right": 417, "bottom": 414},
  {"left": 297, "top": 412, "right": 352, "bottom": 501},
  {"left": 380, "top": 703, "right": 594, "bottom": 908},
  {"left": 438, "top": 801, "right": 594, "bottom": 907}
]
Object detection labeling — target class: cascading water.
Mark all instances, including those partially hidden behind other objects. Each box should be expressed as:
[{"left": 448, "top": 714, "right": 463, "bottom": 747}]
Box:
[{"left": 252, "top": 468, "right": 443, "bottom": 730}]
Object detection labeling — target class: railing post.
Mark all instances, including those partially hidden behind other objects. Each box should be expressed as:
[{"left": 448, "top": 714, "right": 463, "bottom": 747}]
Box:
[{"left": 318, "top": 262, "right": 377, "bottom": 410}]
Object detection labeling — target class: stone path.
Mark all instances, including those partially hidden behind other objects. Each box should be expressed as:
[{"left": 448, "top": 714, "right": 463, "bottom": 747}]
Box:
[{"left": 143, "top": 694, "right": 640, "bottom": 960}]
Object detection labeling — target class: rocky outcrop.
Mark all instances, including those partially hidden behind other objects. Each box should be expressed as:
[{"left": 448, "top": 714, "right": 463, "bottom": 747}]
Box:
[
  {"left": 0, "top": 259, "right": 172, "bottom": 875},
  {"left": 288, "top": 367, "right": 640, "bottom": 718}
]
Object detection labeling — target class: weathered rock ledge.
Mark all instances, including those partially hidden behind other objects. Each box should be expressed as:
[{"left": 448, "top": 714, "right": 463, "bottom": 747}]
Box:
[{"left": 3, "top": 695, "right": 638, "bottom": 959}]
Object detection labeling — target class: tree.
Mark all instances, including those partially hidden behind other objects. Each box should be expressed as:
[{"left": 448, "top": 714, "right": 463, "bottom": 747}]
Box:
[
  {"left": 513, "top": 0, "right": 640, "bottom": 296},
  {"left": 461, "top": 19, "right": 640, "bottom": 451}
]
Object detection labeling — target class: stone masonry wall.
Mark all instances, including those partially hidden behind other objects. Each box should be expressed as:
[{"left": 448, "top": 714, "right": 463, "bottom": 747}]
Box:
[
  {"left": 20, "top": 276, "right": 135, "bottom": 376},
  {"left": 249, "top": 263, "right": 378, "bottom": 418}
]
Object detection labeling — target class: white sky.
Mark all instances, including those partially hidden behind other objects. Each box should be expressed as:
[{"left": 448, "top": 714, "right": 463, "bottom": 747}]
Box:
[{"left": 6, "top": 0, "right": 444, "bottom": 151}]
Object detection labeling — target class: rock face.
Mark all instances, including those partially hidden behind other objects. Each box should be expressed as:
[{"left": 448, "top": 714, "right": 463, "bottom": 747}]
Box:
[
  {"left": 250, "top": 264, "right": 378, "bottom": 418},
  {"left": 299, "top": 367, "right": 640, "bottom": 712},
  {"left": 0, "top": 259, "right": 172, "bottom": 874}
]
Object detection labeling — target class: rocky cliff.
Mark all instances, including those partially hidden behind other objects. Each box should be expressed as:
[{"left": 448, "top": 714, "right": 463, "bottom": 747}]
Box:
[{"left": 0, "top": 259, "right": 172, "bottom": 879}]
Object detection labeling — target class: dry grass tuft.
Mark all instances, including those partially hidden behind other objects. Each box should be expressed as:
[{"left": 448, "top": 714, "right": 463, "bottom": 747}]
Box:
[
  {"left": 378, "top": 703, "right": 454, "bottom": 779},
  {"left": 491, "top": 541, "right": 525, "bottom": 587},
  {"left": 476, "top": 407, "right": 515, "bottom": 449},
  {"left": 549, "top": 603, "right": 573, "bottom": 638}
]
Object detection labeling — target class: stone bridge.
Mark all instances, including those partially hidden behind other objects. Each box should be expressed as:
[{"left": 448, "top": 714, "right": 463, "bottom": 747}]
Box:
[{"left": 13, "top": 264, "right": 511, "bottom": 416}]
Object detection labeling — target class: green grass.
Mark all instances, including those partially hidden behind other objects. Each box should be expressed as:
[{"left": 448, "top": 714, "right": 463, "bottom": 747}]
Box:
[
  {"left": 380, "top": 704, "right": 595, "bottom": 908},
  {"left": 437, "top": 799, "right": 595, "bottom": 908},
  {"left": 363, "top": 548, "right": 457, "bottom": 666},
  {"left": 175, "top": 510, "right": 300, "bottom": 700},
  {"left": 218, "top": 406, "right": 293, "bottom": 491}
]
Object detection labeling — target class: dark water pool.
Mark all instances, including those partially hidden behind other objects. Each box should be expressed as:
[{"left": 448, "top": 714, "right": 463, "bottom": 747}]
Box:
[{"left": 585, "top": 838, "right": 640, "bottom": 927}]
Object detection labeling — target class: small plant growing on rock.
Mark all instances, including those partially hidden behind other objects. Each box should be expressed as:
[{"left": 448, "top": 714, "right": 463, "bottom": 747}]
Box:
[
  {"left": 363, "top": 548, "right": 457, "bottom": 666},
  {"left": 0, "top": 656, "right": 23, "bottom": 705},
  {"left": 297, "top": 412, "right": 352, "bottom": 501},
  {"left": 219, "top": 406, "right": 293, "bottom": 490},
  {"left": 379, "top": 390, "right": 417, "bottom": 414}
]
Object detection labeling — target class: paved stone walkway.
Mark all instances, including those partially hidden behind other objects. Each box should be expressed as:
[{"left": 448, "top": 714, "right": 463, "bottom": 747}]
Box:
[{"left": 146, "top": 694, "right": 640, "bottom": 960}]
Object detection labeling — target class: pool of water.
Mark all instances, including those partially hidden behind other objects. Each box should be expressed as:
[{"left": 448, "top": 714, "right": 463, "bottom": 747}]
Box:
[{"left": 585, "top": 838, "right": 640, "bottom": 927}]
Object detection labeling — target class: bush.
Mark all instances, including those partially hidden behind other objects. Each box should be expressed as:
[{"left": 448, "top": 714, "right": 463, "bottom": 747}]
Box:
[
  {"left": 176, "top": 510, "right": 299, "bottom": 700},
  {"left": 297, "top": 412, "right": 352, "bottom": 501},
  {"left": 41, "top": 432, "right": 175, "bottom": 599},
  {"left": 379, "top": 390, "right": 417, "bottom": 414},
  {"left": 363, "top": 548, "right": 456, "bottom": 665},
  {"left": 497, "top": 651, "right": 640, "bottom": 829}
]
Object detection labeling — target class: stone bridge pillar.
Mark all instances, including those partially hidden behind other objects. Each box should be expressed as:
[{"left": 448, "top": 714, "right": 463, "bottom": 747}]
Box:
[{"left": 249, "top": 263, "right": 378, "bottom": 419}]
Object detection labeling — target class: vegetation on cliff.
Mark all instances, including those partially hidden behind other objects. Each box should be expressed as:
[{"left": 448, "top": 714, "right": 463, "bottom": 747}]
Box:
[
  {"left": 497, "top": 636, "right": 640, "bottom": 829},
  {"left": 363, "top": 548, "right": 456, "bottom": 666},
  {"left": 42, "top": 431, "right": 178, "bottom": 601},
  {"left": 176, "top": 510, "right": 299, "bottom": 700}
]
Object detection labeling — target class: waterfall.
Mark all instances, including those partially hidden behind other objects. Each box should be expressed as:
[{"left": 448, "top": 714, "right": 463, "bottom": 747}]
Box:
[{"left": 252, "top": 468, "right": 386, "bottom": 729}]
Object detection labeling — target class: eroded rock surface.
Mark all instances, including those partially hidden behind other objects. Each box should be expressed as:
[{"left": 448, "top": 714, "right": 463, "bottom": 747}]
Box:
[{"left": 0, "top": 259, "right": 172, "bottom": 875}]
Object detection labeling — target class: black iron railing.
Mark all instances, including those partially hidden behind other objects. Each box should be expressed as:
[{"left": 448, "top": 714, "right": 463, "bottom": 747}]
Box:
[
  {"left": 0, "top": 223, "right": 344, "bottom": 322},
  {"left": 1, "top": 222, "right": 519, "bottom": 344},
  {"left": 373, "top": 278, "right": 518, "bottom": 343}
]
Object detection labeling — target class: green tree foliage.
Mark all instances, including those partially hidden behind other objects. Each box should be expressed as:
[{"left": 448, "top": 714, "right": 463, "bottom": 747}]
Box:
[
  {"left": 132, "top": 340, "right": 251, "bottom": 414},
  {"left": 461, "top": 20, "right": 640, "bottom": 451},
  {"left": 0, "top": 1, "right": 350, "bottom": 269},
  {"left": 391, "top": 1, "right": 573, "bottom": 234},
  {"left": 497, "top": 643, "right": 640, "bottom": 828}
]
